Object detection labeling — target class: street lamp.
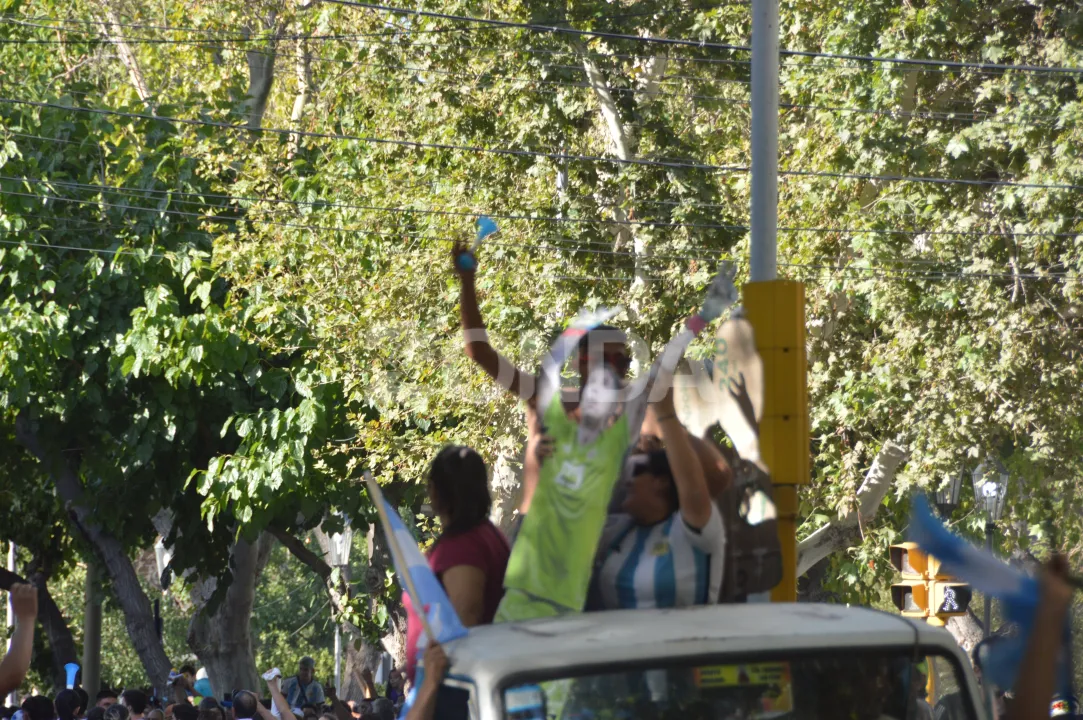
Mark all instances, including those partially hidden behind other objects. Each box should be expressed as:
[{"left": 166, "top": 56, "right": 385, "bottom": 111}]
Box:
[
  {"left": 329, "top": 517, "right": 353, "bottom": 692},
  {"left": 971, "top": 461, "right": 1010, "bottom": 637},
  {"left": 934, "top": 471, "right": 966, "bottom": 518}
]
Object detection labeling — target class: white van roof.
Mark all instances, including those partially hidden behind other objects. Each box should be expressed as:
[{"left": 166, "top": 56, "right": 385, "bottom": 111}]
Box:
[{"left": 445, "top": 603, "right": 961, "bottom": 687}]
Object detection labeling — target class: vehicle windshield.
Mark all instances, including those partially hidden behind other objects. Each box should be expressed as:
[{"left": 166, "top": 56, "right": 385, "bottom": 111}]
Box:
[{"left": 503, "top": 649, "right": 976, "bottom": 720}]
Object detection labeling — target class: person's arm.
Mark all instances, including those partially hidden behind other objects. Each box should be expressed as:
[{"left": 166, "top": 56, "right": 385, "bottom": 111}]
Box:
[
  {"left": 652, "top": 389, "right": 713, "bottom": 529},
  {"left": 265, "top": 677, "right": 298, "bottom": 720},
  {"left": 309, "top": 683, "right": 325, "bottom": 706},
  {"left": 641, "top": 407, "right": 733, "bottom": 498},
  {"left": 322, "top": 686, "right": 350, "bottom": 720},
  {"left": 452, "top": 243, "right": 536, "bottom": 401},
  {"left": 440, "top": 566, "right": 487, "bottom": 627},
  {"left": 404, "top": 644, "right": 449, "bottom": 720},
  {"left": 1003, "top": 556, "right": 1074, "bottom": 720},
  {"left": 358, "top": 670, "right": 376, "bottom": 701},
  {"left": 0, "top": 584, "right": 37, "bottom": 696},
  {"left": 624, "top": 266, "right": 738, "bottom": 445}
]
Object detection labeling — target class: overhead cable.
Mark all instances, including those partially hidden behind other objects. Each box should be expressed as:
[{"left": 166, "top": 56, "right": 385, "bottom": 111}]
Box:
[{"left": 5, "top": 98, "right": 1083, "bottom": 190}]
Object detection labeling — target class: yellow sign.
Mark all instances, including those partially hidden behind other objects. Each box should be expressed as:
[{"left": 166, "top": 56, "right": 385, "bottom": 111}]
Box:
[{"left": 693, "top": 663, "right": 793, "bottom": 712}]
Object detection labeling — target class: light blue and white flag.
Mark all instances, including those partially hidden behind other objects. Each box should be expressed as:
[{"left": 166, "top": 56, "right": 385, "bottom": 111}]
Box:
[
  {"left": 909, "top": 495, "right": 1068, "bottom": 691},
  {"left": 366, "top": 475, "right": 468, "bottom": 720}
]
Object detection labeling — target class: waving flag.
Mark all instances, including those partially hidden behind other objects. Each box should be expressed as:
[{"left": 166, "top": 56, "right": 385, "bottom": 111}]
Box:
[
  {"left": 366, "top": 475, "right": 468, "bottom": 720},
  {"left": 909, "top": 495, "right": 1067, "bottom": 691},
  {"left": 456, "top": 216, "right": 500, "bottom": 272}
]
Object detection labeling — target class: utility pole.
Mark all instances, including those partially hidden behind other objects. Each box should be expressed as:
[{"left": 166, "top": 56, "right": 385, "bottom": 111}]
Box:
[
  {"left": 750, "top": 0, "right": 779, "bottom": 284},
  {"left": 748, "top": 0, "right": 808, "bottom": 603},
  {"left": 83, "top": 562, "right": 102, "bottom": 695}
]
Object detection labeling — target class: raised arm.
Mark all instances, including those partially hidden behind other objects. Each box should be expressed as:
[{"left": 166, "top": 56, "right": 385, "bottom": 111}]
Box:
[
  {"left": 0, "top": 584, "right": 37, "bottom": 696},
  {"left": 1003, "top": 556, "right": 1074, "bottom": 720},
  {"left": 452, "top": 243, "right": 536, "bottom": 401},
  {"left": 624, "top": 266, "right": 739, "bottom": 444},
  {"left": 651, "top": 389, "right": 714, "bottom": 528},
  {"left": 322, "top": 685, "right": 351, "bottom": 720},
  {"left": 264, "top": 676, "right": 297, "bottom": 720}
]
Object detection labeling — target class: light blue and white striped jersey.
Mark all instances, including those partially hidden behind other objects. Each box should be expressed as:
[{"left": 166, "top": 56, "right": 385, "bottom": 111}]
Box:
[{"left": 596, "top": 505, "right": 725, "bottom": 610}]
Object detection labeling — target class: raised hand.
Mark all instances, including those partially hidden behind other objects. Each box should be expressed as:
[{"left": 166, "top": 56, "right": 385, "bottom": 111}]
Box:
[
  {"left": 10, "top": 584, "right": 37, "bottom": 623},
  {"left": 698, "top": 263, "right": 738, "bottom": 322},
  {"left": 451, "top": 240, "right": 476, "bottom": 278}
]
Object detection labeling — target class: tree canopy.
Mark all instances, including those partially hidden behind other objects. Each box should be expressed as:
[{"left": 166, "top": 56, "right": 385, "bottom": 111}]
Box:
[{"left": 1, "top": 0, "right": 1081, "bottom": 690}]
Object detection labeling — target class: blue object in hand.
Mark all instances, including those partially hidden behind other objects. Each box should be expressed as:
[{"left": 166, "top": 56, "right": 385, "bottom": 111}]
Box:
[
  {"left": 475, "top": 216, "right": 498, "bottom": 241},
  {"left": 65, "top": 662, "right": 79, "bottom": 689},
  {"left": 457, "top": 253, "right": 478, "bottom": 272}
]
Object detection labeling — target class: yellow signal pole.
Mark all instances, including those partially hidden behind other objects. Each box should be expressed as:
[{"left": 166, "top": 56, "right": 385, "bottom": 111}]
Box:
[
  {"left": 925, "top": 615, "right": 945, "bottom": 704},
  {"left": 745, "top": 282, "right": 808, "bottom": 602},
  {"left": 749, "top": 0, "right": 808, "bottom": 603}
]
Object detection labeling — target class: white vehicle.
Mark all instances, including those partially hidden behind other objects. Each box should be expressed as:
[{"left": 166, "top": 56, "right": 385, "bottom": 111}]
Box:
[{"left": 425, "top": 603, "right": 984, "bottom": 720}]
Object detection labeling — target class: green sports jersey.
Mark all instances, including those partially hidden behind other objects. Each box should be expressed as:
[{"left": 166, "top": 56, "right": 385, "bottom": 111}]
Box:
[{"left": 499, "top": 397, "right": 630, "bottom": 618}]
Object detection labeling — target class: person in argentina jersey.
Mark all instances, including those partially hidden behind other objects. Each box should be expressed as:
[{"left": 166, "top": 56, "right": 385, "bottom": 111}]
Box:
[
  {"left": 595, "top": 383, "right": 725, "bottom": 611},
  {"left": 493, "top": 270, "right": 738, "bottom": 623}
]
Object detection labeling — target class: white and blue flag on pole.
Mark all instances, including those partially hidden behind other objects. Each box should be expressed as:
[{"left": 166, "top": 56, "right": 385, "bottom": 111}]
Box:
[{"left": 365, "top": 475, "right": 468, "bottom": 719}]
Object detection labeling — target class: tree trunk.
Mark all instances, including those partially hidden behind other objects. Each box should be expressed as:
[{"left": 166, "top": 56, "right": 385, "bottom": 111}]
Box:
[
  {"left": 97, "top": 4, "right": 154, "bottom": 110},
  {"left": 945, "top": 610, "right": 985, "bottom": 664},
  {"left": 287, "top": 29, "right": 313, "bottom": 159},
  {"left": 796, "top": 440, "right": 909, "bottom": 577},
  {"left": 272, "top": 524, "right": 407, "bottom": 701},
  {"left": 187, "top": 534, "right": 275, "bottom": 697},
  {"left": 15, "top": 413, "right": 173, "bottom": 692},
  {"left": 796, "top": 557, "right": 845, "bottom": 604},
  {"left": 242, "top": 13, "right": 280, "bottom": 131},
  {"left": 0, "top": 567, "right": 78, "bottom": 691}
]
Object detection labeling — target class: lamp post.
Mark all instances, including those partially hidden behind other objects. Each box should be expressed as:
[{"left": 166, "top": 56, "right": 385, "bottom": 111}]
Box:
[
  {"left": 971, "top": 462, "right": 1010, "bottom": 638},
  {"left": 153, "top": 537, "right": 172, "bottom": 701},
  {"left": 328, "top": 518, "right": 353, "bottom": 692},
  {"left": 934, "top": 471, "right": 965, "bottom": 519}
]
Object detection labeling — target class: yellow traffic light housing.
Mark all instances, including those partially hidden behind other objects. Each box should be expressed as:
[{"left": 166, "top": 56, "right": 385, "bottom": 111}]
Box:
[
  {"left": 889, "top": 543, "right": 929, "bottom": 578},
  {"left": 930, "top": 582, "right": 972, "bottom": 617},
  {"left": 891, "top": 581, "right": 930, "bottom": 617}
]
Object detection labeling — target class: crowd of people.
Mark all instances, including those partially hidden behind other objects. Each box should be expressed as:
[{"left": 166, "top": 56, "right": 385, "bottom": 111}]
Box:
[
  {"left": 0, "top": 653, "right": 407, "bottom": 720},
  {"left": 0, "top": 591, "right": 408, "bottom": 720}
]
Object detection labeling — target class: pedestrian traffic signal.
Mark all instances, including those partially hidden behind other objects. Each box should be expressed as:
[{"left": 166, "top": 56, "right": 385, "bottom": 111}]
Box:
[
  {"left": 891, "top": 580, "right": 930, "bottom": 617},
  {"left": 889, "top": 543, "right": 930, "bottom": 579},
  {"left": 930, "top": 582, "right": 972, "bottom": 617},
  {"left": 890, "top": 543, "right": 954, "bottom": 579},
  {"left": 890, "top": 544, "right": 970, "bottom": 621}
]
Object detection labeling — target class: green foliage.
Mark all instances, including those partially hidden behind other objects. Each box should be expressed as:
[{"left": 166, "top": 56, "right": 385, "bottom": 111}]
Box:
[{"left": 0, "top": 0, "right": 1081, "bottom": 670}]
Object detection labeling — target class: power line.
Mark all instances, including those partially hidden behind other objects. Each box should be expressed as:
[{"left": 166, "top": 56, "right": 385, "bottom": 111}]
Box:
[
  {"left": 10, "top": 12, "right": 1082, "bottom": 83},
  {"left": 9, "top": 174, "right": 1082, "bottom": 240},
  {"left": 6, "top": 97, "right": 1083, "bottom": 191},
  {"left": 3, "top": 186, "right": 1077, "bottom": 278},
  {"left": 321, "top": 0, "right": 1083, "bottom": 75},
  {"left": 0, "top": 96, "right": 750, "bottom": 172},
  {"left": 1, "top": 175, "right": 748, "bottom": 231}
]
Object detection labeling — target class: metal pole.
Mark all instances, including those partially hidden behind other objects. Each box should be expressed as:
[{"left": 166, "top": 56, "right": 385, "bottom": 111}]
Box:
[
  {"left": 750, "top": 0, "right": 779, "bottom": 283},
  {"left": 83, "top": 561, "right": 102, "bottom": 697},
  {"left": 333, "top": 625, "right": 342, "bottom": 692},
  {"left": 983, "top": 522, "right": 993, "bottom": 638},
  {"left": 7, "top": 543, "right": 16, "bottom": 706}
]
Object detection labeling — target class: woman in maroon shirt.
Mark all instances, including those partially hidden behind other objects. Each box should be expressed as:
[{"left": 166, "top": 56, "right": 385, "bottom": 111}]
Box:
[{"left": 403, "top": 445, "right": 511, "bottom": 685}]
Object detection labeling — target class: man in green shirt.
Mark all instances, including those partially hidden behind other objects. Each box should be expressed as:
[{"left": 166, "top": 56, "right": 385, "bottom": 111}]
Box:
[{"left": 451, "top": 241, "right": 736, "bottom": 622}]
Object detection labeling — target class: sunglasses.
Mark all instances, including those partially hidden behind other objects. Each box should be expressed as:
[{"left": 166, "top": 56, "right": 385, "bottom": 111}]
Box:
[{"left": 580, "top": 350, "right": 631, "bottom": 372}]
